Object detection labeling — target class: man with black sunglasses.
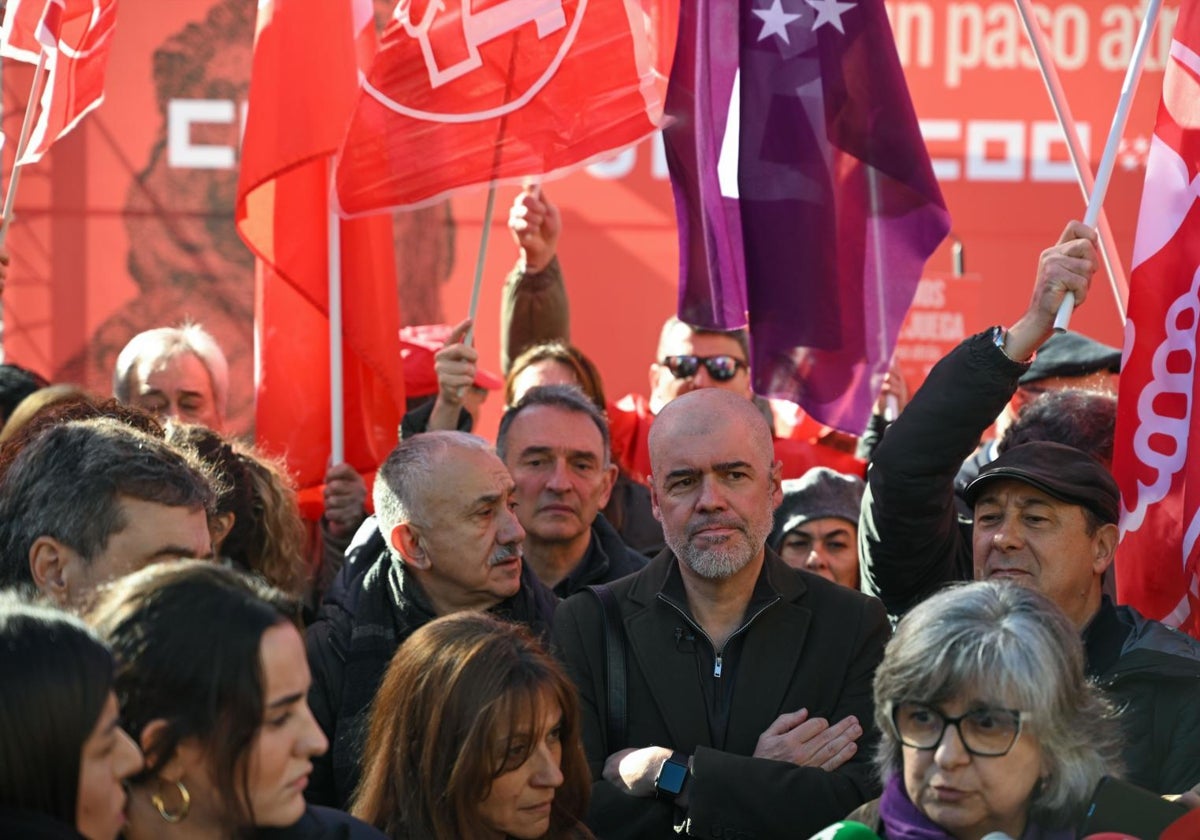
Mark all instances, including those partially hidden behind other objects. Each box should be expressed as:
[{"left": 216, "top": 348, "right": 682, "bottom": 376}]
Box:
[{"left": 503, "top": 187, "right": 866, "bottom": 487}]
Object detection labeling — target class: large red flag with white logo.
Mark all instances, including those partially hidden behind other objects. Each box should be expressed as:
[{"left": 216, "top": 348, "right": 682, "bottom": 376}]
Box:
[
  {"left": 236, "top": 0, "right": 404, "bottom": 510},
  {"left": 1112, "top": 2, "right": 1200, "bottom": 638},
  {"left": 334, "top": 0, "right": 667, "bottom": 215},
  {"left": 0, "top": 0, "right": 116, "bottom": 165}
]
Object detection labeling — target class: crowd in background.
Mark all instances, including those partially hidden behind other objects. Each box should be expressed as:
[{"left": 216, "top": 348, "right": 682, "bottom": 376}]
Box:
[{"left": 1, "top": 193, "right": 1197, "bottom": 840}]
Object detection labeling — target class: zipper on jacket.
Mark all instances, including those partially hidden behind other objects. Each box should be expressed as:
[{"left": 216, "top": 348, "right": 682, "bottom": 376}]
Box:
[{"left": 658, "top": 593, "right": 780, "bottom": 680}]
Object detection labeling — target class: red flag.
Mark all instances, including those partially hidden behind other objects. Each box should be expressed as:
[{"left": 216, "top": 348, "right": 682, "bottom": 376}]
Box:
[
  {"left": 334, "top": 0, "right": 666, "bottom": 215},
  {"left": 0, "top": 0, "right": 117, "bottom": 164},
  {"left": 236, "top": 0, "right": 404, "bottom": 505},
  {"left": 1112, "top": 2, "right": 1200, "bottom": 638}
]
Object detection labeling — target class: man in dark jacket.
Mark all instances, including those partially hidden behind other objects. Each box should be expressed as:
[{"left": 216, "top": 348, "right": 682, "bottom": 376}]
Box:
[
  {"left": 860, "top": 220, "right": 1200, "bottom": 793},
  {"left": 555, "top": 389, "right": 889, "bottom": 838},
  {"left": 305, "top": 431, "right": 558, "bottom": 809},
  {"left": 497, "top": 384, "right": 647, "bottom": 596}
]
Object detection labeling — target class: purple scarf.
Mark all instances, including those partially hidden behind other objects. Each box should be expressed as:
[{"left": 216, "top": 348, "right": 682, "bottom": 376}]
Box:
[{"left": 877, "top": 776, "right": 1074, "bottom": 840}]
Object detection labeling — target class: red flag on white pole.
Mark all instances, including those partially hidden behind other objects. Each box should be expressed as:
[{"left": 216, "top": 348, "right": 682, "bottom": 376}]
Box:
[
  {"left": 236, "top": 0, "right": 405, "bottom": 512},
  {"left": 0, "top": 0, "right": 117, "bottom": 165},
  {"left": 1112, "top": 1, "right": 1200, "bottom": 637}
]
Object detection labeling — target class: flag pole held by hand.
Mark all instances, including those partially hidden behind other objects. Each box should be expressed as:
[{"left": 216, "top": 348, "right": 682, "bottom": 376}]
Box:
[{"left": 1054, "top": 0, "right": 1162, "bottom": 332}]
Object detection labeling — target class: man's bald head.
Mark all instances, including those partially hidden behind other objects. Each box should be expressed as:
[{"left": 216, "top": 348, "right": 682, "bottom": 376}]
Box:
[{"left": 649, "top": 389, "right": 774, "bottom": 474}]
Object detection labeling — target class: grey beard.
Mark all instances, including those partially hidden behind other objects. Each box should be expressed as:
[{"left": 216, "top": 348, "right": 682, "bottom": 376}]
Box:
[{"left": 666, "top": 499, "right": 775, "bottom": 580}]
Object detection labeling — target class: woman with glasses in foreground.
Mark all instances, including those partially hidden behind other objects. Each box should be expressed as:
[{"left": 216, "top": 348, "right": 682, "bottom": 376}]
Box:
[{"left": 849, "top": 581, "right": 1121, "bottom": 839}]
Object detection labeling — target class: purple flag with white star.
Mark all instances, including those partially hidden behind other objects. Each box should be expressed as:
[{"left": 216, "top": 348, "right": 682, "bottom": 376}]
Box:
[{"left": 663, "top": 0, "right": 950, "bottom": 432}]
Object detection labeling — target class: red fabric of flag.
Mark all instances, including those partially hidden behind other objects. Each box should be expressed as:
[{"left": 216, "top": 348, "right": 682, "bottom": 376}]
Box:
[
  {"left": 334, "top": 0, "right": 666, "bottom": 215},
  {"left": 237, "top": 0, "right": 404, "bottom": 503},
  {"left": 1112, "top": 2, "right": 1200, "bottom": 638},
  {"left": 0, "top": 0, "right": 117, "bottom": 165}
]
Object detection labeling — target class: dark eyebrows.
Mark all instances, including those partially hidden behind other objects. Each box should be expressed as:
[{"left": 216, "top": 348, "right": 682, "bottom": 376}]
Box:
[
  {"left": 713, "top": 460, "right": 755, "bottom": 473},
  {"left": 520, "top": 445, "right": 600, "bottom": 462},
  {"left": 266, "top": 691, "right": 305, "bottom": 710},
  {"left": 152, "top": 545, "right": 212, "bottom": 561}
]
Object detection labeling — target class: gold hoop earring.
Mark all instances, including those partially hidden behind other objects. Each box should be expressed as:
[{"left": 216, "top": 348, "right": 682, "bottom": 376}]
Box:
[{"left": 152, "top": 779, "right": 191, "bottom": 823}]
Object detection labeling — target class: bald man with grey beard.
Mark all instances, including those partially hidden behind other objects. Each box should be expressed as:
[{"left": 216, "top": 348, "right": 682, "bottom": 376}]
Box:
[{"left": 553, "top": 389, "right": 890, "bottom": 839}]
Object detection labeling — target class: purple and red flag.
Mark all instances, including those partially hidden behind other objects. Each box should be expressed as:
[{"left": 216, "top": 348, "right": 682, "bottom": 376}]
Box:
[
  {"left": 0, "top": 0, "right": 117, "bottom": 165},
  {"left": 664, "top": 0, "right": 950, "bottom": 432},
  {"left": 1112, "top": 1, "right": 1200, "bottom": 639},
  {"left": 334, "top": 0, "right": 667, "bottom": 215}
]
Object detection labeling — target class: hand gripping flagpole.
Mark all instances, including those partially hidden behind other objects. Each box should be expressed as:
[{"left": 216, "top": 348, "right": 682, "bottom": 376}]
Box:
[
  {"left": 1014, "top": 0, "right": 1128, "bottom": 325},
  {"left": 1052, "top": 0, "right": 1162, "bottom": 332}
]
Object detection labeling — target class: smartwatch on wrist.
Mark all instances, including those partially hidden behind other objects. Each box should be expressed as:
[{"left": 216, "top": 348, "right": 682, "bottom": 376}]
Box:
[{"left": 654, "top": 751, "right": 690, "bottom": 800}]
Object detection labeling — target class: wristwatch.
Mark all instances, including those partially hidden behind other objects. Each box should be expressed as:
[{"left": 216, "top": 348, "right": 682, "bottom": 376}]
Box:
[
  {"left": 991, "top": 325, "right": 1035, "bottom": 365},
  {"left": 654, "top": 751, "right": 690, "bottom": 800}
]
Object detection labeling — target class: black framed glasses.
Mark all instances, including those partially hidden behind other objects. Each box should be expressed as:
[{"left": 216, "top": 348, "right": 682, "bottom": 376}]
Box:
[
  {"left": 662, "top": 354, "right": 748, "bottom": 382},
  {"left": 891, "top": 702, "right": 1027, "bottom": 757}
]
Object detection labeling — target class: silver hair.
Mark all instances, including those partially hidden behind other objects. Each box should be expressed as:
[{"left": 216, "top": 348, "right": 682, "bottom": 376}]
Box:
[
  {"left": 873, "top": 581, "right": 1122, "bottom": 829},
  {"left": 113, "top": 324, "right": 229, "bottom": 419},
  {"left": 372, "top": 431, "right": 494, "bottom": 562}
]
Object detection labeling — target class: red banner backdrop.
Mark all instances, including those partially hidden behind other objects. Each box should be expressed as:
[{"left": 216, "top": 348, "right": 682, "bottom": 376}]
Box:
[{"left": 0, "top": 0, "right": 1180, "bottom": 450}]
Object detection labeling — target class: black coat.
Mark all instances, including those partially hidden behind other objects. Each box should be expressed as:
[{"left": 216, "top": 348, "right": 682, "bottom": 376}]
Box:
[
  {"left": 553, "top": 549, "right": 890, "bottom": 839},
  {"left": 305, "top": 530, "right": 557, "bottom": 809},
  {"left": 859, "top": 328, "right": 1200, "bottom": 793}
]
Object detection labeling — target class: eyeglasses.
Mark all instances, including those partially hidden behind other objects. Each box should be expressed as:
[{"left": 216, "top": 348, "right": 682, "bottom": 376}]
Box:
[
  {"left": 662, "top": 355, "right": 748, "bottom": 382},
  {"left": 891, "top": 702, "right": 1027, "bottom": 757}
]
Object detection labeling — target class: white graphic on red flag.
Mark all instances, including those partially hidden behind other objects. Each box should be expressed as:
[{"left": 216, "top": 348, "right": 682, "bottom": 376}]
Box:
[
  {"left": 335, "top": 0, "right": 664, "bottom": 214},
  {"left": 1113, "top": 9, "right": 1200, "bottom": 637},
  {"left": 0, "top": 0, "right": 116, "bottom": 165},
  {"left": 398, "top": 0, "right": 566, "bottom": 89}
]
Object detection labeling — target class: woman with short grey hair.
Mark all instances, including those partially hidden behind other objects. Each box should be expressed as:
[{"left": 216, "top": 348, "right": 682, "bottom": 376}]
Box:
[{"left": 849, "top": 581, "right": 1121, "bottom": 839}]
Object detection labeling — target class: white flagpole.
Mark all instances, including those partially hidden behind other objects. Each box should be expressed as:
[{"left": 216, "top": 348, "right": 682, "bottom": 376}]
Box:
[
  {"left": 1052, "top": 0, "right": 1162, "bottom": 332},
  {"left": 0, "top": 50, "right": 49, "bottom": 363},
  {"left": 463, "top": 183, "right": 497, "bottom": 350},
  {"left": 1014, "top": 0, "right": 1128, "bottom": 324},
  {"left": 328, "top": 203, "right": 345, "bottom": 465},
  {"left": 0, "top": 50, "right": 48, "bottom": 248}
]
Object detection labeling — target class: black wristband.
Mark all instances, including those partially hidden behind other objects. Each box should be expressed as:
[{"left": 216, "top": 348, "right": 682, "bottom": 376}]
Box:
[{"left": 654, "top": 751, "right": 690, "bottom": 800}]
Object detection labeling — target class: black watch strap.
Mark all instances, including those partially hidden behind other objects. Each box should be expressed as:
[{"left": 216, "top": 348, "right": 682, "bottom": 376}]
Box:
[{"left": 654, "top": 751, "right": 690, "bottom": 800}]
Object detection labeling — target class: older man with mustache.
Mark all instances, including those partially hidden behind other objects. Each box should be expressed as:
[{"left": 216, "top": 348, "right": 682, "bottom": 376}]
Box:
[
  {"left": 305, "top": 431, "right": 558, "bottom": 809},
  {"left": 553, "top": 389, "right": 890, "bottom": 839}
]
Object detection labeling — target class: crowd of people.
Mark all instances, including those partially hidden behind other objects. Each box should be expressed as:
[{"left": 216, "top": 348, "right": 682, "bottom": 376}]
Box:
[{"left": 0, "top": 192, "right": 1197, "bottom": 840}]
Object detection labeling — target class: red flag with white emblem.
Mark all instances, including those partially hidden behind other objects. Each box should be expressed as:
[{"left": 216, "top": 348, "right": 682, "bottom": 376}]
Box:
[
  {"left": 0, "top": 0, "right": 117, "bottom": 164},
  {"left": 334, "top": 0, "right": 667, "bottom": 215},
  {"left": 1112, "top": 1, "right": 1200, "bottom": 638}
]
